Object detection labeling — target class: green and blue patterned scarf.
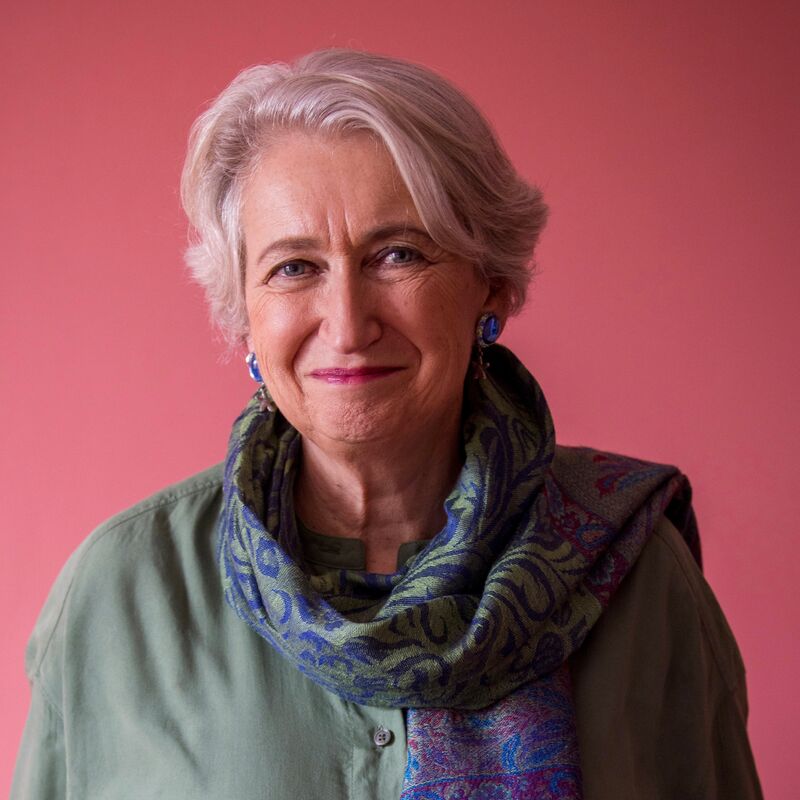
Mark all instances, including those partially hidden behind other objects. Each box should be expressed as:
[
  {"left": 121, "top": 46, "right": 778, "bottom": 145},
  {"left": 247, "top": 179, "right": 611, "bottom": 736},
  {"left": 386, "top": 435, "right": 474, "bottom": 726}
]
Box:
[{"left": 219, "top": 345, "right": 697, "bottom": 799}]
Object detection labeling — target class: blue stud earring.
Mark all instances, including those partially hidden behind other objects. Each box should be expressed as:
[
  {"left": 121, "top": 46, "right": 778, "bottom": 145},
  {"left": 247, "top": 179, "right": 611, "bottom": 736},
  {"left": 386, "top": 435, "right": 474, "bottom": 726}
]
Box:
[
  {"left": 246, "top": 352, "right": 263, "bottom": 383},
  {"left": 476, "top": 312, "right": 501, "bottom": 346},
  {"left": 245, "top": 352, "right": 276, "bottom": 412},
  {"left": 473, "top": 312, "right": 501, "bottom": 379}
]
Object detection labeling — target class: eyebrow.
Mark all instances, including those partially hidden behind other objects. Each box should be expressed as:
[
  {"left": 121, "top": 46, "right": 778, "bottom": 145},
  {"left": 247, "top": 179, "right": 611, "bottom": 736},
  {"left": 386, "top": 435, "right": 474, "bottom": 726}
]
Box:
[{"left": 254, "top": 223, "right": 434, "bottom": 266}]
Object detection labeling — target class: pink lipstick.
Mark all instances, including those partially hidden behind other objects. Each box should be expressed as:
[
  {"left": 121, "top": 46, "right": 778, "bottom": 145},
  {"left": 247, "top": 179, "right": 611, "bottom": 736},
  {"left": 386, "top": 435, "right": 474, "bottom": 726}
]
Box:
[{"left": 309, "top": 367, "right": 403, "bottom": 385}]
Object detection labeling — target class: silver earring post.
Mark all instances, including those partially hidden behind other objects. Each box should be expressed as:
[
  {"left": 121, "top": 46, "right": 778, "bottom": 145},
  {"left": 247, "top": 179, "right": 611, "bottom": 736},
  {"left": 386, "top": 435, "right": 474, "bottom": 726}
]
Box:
[{"left": 256, "top": 385, "right": 277, "bottom": 413}]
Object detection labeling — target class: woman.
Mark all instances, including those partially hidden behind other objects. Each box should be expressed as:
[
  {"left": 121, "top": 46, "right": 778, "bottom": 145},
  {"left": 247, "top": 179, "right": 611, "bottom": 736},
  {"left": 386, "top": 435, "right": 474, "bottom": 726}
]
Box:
[{"left": 13, "top": 50, "right": 762, "bottom": 799}]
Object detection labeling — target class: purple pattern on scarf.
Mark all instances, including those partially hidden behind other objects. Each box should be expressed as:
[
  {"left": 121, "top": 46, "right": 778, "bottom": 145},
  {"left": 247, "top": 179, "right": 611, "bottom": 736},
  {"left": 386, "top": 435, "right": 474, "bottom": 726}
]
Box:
[{"left": 403, "top": 664, "right": 581, "bottom": 799}]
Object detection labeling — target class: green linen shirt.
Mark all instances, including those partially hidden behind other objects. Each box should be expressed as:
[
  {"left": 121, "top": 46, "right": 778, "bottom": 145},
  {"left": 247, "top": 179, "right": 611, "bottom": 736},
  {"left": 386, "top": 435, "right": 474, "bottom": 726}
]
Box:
[{"left": 12, "top": 465, "right": 763, "bottom": 799}]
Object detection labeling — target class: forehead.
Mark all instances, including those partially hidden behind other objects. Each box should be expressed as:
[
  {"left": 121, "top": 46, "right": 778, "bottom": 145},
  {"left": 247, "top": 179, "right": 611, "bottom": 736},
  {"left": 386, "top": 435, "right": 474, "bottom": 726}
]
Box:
[{"left": 240, "top": 131, "right": 421, "bottom": 238}]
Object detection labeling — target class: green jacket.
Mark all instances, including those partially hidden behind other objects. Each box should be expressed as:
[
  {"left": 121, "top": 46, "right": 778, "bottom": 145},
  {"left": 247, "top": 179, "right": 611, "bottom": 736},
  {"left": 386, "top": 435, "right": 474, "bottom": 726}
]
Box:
[{"left": 12, "top": 465, "right": 762, "bottom": 799}]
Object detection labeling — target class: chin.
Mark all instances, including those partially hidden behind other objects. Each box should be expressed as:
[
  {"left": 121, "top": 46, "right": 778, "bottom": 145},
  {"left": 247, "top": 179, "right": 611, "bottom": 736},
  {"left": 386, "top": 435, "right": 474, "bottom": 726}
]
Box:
[{"left": 305, "top": 402, "right": 402, "bottom": 446}]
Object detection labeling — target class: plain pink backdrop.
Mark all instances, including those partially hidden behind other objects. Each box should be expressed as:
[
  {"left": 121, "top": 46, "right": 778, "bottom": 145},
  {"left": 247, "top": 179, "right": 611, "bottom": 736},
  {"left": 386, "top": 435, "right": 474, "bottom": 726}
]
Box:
[{"left": 2, "top": 1, "right": 798, "bottom": 796}]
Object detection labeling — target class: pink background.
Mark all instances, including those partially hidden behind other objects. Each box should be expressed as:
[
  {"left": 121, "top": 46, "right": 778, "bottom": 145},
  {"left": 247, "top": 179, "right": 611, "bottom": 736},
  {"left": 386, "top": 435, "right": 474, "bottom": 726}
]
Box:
[{"left": 2, "top": 1, "right": 798, "bottom": 795}]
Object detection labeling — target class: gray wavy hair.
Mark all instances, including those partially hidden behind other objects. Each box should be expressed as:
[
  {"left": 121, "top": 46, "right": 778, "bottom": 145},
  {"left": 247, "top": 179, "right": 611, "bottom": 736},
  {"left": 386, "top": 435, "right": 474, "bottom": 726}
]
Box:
[{"left": 181, "top": 49, "right": 548, "bottom": 346}]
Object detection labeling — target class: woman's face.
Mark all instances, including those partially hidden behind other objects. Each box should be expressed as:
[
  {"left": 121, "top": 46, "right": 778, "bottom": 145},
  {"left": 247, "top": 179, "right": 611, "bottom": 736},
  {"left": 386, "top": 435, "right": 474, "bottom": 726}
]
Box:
[{"left": 241, "top": 131, "right": 499, "bottom": 449}]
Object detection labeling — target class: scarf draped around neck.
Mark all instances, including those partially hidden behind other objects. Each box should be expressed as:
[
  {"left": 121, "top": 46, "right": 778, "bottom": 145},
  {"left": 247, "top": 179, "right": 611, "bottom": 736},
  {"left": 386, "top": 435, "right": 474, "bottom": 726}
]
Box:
[{"left": 218, "top": 345, "right": 698, "bottom": 799}]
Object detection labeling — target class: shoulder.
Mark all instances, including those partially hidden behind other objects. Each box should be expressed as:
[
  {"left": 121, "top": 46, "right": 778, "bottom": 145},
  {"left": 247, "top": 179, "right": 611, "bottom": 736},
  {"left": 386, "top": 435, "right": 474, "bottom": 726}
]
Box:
[
  {"left": 26, "top": 465, "right": 225, "bottom": 686},
  {"left": 572, "top": 516, "right": 759, "bottom": 796},
  {"left": 83, "top": 463, "right": 225, "bottom": 540},
  {"left": 551, "top": 444, "right": 683, "bottom": 500},
  {"left": 576, "top": 514, "right": 744, "bottom": 692},
  {"left": 639, "top": 515, "right": 744, "bottom": 690}
]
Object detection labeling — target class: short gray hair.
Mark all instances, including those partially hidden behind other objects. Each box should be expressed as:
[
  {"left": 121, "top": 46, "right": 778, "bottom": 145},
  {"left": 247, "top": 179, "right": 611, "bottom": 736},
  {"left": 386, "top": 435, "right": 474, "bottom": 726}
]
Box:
[{"left": 181, "top": 49, "right": 548, "bottom": 346}]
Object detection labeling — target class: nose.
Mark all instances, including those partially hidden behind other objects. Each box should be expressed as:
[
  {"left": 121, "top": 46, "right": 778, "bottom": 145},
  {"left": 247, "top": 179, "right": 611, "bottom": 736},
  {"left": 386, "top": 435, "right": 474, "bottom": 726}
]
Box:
[{"left": 318, "top": 268, "right": 382, "bottom": 354}]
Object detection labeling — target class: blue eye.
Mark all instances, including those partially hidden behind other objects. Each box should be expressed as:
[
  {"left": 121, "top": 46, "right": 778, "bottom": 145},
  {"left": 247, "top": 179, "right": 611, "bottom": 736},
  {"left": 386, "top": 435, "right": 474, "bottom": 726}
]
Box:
[
  {"left": 276, "top": 261, "right": 308, "bottom": 278},
  {"left": 382, "top": 247, "right": 421, "bottom": 265}
]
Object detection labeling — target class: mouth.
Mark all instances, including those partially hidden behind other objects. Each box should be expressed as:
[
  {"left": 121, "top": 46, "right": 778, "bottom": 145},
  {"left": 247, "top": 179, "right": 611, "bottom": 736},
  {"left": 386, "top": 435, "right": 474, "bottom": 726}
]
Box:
[{"left": 308, "top": 366, "right": 404, "bottom": 385}]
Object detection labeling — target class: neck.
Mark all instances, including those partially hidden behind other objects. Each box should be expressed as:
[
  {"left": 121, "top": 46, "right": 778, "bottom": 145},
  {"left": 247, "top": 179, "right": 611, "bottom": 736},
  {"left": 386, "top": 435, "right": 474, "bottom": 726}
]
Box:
[{"left": 294, "top": 417, "right": 463, "bottom": 574}]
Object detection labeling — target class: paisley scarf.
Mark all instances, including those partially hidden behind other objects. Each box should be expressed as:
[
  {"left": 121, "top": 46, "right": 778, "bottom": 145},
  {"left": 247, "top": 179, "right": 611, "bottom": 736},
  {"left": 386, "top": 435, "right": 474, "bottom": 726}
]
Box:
[{"left": 219, "top": 345, "right": 697, "bottom": 799}]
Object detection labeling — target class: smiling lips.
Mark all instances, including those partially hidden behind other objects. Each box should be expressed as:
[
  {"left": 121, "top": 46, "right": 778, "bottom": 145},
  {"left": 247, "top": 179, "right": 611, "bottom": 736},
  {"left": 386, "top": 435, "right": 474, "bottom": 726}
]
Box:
[{"left": 309, "top": 367, "right": 404, "bottom": 385}]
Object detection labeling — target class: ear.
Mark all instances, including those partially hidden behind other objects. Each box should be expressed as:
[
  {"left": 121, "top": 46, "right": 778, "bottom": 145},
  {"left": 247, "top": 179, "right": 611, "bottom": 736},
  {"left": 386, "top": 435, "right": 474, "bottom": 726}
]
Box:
[{"left": 482, "top": 282, "right": 512, "bottom": 327}]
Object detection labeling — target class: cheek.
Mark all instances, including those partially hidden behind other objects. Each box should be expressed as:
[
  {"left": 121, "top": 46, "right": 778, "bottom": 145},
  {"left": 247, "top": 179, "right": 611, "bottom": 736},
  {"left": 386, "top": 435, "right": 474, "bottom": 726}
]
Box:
[
  {"left": 246, "top": 295, "right": 308, "bottom": 373},
  {"left": 398, "top": 274, "right": 480, "bottom": 328},
  {"left": 400, "top": 304, "right": 476, "bottom": 377},
  {"left": 418, "top": 289, "right": 483, "bottom": 350}
]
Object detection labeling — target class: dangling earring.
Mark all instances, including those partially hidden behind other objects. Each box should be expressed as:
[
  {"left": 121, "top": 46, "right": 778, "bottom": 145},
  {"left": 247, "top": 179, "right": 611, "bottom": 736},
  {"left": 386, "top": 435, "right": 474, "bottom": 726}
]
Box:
[
  {"left": 473, "top": 312, "right": 501, "bottom": 380},
  {"left": 245, "top": 352, "right": 277, "bottom": 412}
]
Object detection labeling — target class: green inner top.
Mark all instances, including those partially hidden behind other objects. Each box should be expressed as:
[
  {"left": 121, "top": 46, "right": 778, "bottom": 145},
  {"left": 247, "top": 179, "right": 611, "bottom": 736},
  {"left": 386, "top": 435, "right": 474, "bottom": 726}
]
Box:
[{"left": 296, "top": 519, "right": 430, "bottom": 572}]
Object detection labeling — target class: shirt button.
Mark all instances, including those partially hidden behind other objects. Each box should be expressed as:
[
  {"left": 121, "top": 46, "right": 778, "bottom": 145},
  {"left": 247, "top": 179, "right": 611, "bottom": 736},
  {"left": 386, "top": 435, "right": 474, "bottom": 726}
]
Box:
[{"left": 373, "top": 726, "right": 393, "bottom": 747}]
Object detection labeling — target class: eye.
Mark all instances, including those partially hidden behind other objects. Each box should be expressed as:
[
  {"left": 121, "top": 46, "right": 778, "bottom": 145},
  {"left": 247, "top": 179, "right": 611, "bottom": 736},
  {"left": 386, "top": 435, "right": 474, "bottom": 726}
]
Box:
[
  {"left": 378, "top": 246, "right": 425, "bottom": 266},
  {"left": 269, "top": 260, "right": 311, "bottom": 281}
]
